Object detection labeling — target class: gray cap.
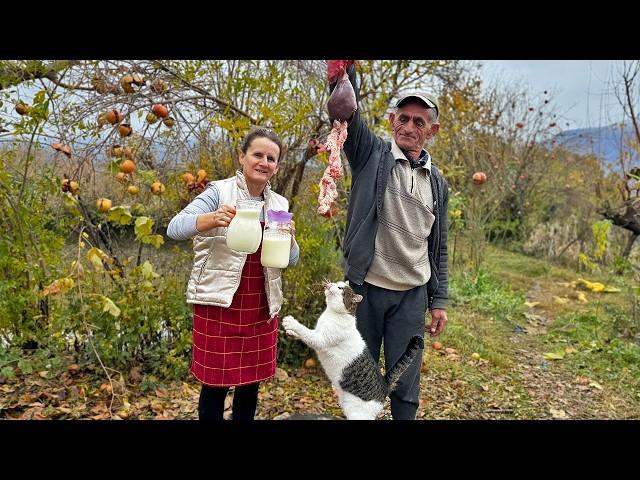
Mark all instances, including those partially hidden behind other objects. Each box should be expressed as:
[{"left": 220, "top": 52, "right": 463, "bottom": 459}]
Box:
[{"left": 396, "top": 93, "right": 439, "bottom": 118}]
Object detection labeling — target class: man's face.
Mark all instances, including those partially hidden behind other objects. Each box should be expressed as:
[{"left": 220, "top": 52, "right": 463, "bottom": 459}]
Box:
[{"left": 388, "top": 102, "right": 439, "bottom": 155}]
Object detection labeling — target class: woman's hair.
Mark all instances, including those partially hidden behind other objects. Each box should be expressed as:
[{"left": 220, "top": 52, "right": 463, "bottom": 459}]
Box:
[{"left": 241, "top": 128, "right": 284, "bottom": 160}]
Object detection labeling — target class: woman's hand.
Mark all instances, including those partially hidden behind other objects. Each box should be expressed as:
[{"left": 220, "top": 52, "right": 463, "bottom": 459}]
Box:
[
  {"left": 196, "top": 204, "right": 236, "bottom": 232},
  {"left": 213, "top": 204, "right": 237, "bottom": 228}
]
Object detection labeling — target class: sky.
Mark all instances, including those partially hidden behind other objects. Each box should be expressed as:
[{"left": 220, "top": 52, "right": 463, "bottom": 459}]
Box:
[{"left": 478, "top": 60, "right": 627, "bottom": 130}]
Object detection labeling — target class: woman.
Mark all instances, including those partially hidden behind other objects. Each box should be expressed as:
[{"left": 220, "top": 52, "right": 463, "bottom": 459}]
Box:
[{"left": 167, "top": 128, "right": 299, "bottom": 420}]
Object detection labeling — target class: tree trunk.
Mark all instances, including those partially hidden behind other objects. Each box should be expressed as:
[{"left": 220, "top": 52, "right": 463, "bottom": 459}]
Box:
[
  {"left": 622, "top": 232, "right": 639, "bottom": 258},
  {"left": 599, "top": 201, "right": 640, "bottom": 259}
]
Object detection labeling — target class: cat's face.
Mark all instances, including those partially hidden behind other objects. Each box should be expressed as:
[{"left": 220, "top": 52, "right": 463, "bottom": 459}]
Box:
[{"left": 324, "top": 281, "right": 363, "bottom": 315}]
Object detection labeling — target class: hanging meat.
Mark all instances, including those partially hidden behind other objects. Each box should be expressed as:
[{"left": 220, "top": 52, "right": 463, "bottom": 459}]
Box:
[{"left": 317, "top": 60, "right": 357, "bottom": 218}]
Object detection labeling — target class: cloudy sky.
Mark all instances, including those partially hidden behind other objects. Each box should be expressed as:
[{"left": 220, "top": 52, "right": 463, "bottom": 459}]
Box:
[{"left": 478, "top": 60, "right": 627, "bottom": 130}]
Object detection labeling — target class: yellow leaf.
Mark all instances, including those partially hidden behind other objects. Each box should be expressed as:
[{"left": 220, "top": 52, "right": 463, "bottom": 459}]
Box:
[
  {"left": 524, "top": 301, "right": 540, "bottom": 308},
  {"left": 553, "top": 296, "right": 569, "bottom": 305},
  {"left": 86, "top": 247, "right": 108, "bottom": 270},
  {"left": 549, "top": 408, "right": 568, "bottom": 419},
  {"left": 544, "top": 351, "right": 565, "bottom": 360},
  {"left": 576, "top": 278, "right": 605, "bottom": 292},
  {"left": 42, "top": 277, "right": 75, "bottom": 296},
  {"left": 602, "top": 286, "right": 621, "bottom": 293},
  {"left": 100, "top": 296, "right": 121, "bottom": 317},
  {"left": 576, "top": 292, "right": 588, "bottom": 303}
]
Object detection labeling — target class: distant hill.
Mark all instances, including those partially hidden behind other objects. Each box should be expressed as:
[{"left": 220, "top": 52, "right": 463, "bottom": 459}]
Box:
[{"left": 553, "top": 123, "right": 639, "bottom": 172}]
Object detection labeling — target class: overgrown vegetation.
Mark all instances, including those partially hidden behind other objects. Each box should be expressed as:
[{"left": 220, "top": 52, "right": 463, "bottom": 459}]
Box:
[{"left": 1, "top": 60, "right": 639, "bottom": 419}]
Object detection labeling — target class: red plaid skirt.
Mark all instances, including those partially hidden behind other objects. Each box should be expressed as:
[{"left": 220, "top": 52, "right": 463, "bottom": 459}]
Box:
[{"left": 191, "top": 246, "right": 278, "bottom": 387}]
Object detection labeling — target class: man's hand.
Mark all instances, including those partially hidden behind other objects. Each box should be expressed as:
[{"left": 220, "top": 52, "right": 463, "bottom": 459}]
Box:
[{"left": 427, "top": 308, "right": 448, "bottom": 337}]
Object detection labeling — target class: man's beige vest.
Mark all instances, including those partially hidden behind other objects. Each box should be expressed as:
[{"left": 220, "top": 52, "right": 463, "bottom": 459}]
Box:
[{"left": 185, "top": 170, "right": 289, "bottom": 318}]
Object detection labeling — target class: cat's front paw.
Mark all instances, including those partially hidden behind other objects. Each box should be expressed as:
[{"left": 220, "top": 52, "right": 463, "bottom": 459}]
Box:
[{"left": 282, "top": 315, "right": 301, "bottom": 338}]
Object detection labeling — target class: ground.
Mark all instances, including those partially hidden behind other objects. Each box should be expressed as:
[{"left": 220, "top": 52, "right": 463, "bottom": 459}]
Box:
[{"left": 1, "top": 247, "right": 638, "bottom": 420}]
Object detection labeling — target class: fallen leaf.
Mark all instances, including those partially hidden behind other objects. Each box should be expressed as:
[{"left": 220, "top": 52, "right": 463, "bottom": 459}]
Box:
[
  {"left": 524, "top": 301, "right": 540, "bottom": 308},
  {"left": 543, "top": 351, "right": 566, "bottom": 360},
  {"left": 574, "top": 376, "right": 590, "bottom": 385},
  {"left": 549, "top": 407, "right": 568, "bottom": 419},
  {"left": 128, "top": 366, "right": 143, "bottom": 384},
  {"left": 552, "top": 296, "right": 569, "bottom": 305},
  {"left": 589, "top": 381, "right": 603, "bottom": 390},
  {"left": 150, "top": 401, "right": 165, "bottom": 414},
  {"left": 602, "top": 286, "right": 621, "bottom": 293}
]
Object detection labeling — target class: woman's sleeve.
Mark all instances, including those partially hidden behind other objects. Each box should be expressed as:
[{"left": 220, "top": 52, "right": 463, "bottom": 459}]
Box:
[{"left": 166, "top": 184, "right": 220, "bottom": 240}]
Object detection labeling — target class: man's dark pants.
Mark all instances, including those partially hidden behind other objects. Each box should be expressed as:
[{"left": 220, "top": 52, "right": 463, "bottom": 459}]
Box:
[{"left": 350, "top": 281, "right": 427, "bottom": 420}]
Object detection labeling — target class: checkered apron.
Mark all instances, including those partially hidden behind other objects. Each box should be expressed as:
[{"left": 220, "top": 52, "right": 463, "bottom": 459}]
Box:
[{"left": 190, "top": 243, "right": 278, "bottom": 386}]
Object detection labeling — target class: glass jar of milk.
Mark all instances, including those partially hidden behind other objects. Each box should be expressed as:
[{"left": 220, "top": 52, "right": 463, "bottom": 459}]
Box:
[
  {"left": 225, "top": 199, "right": 264, "bottom": 253},
  {"left": 261, "top": 210, "right": 293, "bottom": 268}
]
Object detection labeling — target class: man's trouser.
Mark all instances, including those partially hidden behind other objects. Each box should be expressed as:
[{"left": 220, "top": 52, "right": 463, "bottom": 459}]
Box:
[{"left": 350, "top": 281, "right": 427, "bottom": 420}]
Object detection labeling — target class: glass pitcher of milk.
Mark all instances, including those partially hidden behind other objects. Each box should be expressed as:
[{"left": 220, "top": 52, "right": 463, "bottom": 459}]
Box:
[
  {"left": 225, "top": 199, "right": 264, "bottom": 253},
  {"left": 261, "top": 210, "right": 293, "bottom": 268}
]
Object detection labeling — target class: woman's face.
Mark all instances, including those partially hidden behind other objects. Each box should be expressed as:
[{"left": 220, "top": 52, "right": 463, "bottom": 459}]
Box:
[{"left": 239, "top": 137, "right": 280, "bottom": 186}]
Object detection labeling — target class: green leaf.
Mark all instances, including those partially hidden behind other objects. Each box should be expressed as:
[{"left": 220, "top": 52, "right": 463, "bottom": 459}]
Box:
[
  {"left": 62, "top": 191, "right": 78, "bottom": 206},
  {"left": 140, "top": 260, "right": 160, "bottom": 280},
  {"left": 134, "top": 216, "right": 153, "bottom": 239},
  {"left": 107, "top": 205, "right": 133, "bottom": 225},
  {"left": 140, "top": 234, "right": 164, "bottom": 249},
  {"left": 136, "top": 169, "right": 157, "bottom": 184},
  {"left": 33, "top": 90, "right": 46, "bottom": 104},
  {"left": 543, "top": 351, "right": 566, "bottom": 360},
  {"left": 1, "top": 366, "right": 15, "bottom": 379},
  {"left": 100, "top": 295, "right": 121, "bottom": 317}
]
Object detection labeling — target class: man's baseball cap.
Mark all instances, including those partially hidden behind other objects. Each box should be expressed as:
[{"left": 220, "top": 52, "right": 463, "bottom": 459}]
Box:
[{"left": 396, "top": 93, "right": 439, "bottom": 118}]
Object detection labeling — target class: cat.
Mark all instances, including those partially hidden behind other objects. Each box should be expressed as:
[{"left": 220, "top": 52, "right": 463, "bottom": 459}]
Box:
[{"left": 281, "top": 280, "right": 424, "bottom": 420}]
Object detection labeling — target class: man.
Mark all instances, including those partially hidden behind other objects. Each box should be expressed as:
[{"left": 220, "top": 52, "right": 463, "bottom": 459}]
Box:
[{"left": 329, "top": 62, "right": 449, "bottom": 420}]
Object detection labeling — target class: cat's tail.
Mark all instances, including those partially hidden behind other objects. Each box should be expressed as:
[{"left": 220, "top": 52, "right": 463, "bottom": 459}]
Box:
[{"left": 384, "top": 335, "right": 424, "bottom": 393}]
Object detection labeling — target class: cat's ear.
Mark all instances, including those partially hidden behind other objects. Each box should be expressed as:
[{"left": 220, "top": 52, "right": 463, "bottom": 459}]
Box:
[{"left": 353, "top": 294, "right": 363, "bottom": 303}]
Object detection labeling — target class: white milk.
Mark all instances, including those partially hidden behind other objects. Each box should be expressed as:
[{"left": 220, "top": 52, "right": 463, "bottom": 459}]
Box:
[
  {"left": 226, "top": 209, "right": 263, "bottom": 253},
  {"left": 261, "top": 233, "right": 291, "bottom": 268}
]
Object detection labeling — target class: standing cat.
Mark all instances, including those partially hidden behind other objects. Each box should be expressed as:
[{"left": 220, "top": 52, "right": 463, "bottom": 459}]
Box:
[{"left": 282, "top": 281, "right": 424, "bottom": 420}]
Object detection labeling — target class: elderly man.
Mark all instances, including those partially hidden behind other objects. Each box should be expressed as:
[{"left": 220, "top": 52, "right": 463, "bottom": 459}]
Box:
[{"left": 329, "top": 62, "right": 449, "bottom": 420}]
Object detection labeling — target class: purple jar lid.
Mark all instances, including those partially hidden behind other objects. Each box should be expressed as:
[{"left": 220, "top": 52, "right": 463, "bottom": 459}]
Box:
[{"left": 266, "top": 209, "right": 293, "bottom": 222}]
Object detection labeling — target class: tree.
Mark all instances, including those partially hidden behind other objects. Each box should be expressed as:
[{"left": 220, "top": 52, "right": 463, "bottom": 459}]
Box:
[{"left": 600, "top": 60, "right": 640, "bottom": 258}]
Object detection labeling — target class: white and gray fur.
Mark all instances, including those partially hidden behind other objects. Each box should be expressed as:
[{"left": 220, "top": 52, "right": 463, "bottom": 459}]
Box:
[{"left": 282, "top": 281, "right": 424, "bottom": 420}]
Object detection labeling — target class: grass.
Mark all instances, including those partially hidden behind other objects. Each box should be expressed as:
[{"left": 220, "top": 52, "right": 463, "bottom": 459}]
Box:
[
  {"left": 415, "top": 245, "right": 640, "bottom": 419},
  {"left": 2, "top": 243, "right": 639, "bottom": 419}
]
